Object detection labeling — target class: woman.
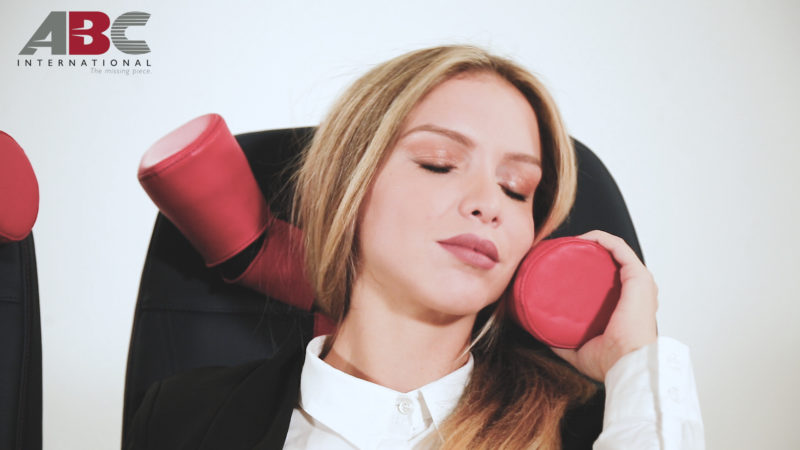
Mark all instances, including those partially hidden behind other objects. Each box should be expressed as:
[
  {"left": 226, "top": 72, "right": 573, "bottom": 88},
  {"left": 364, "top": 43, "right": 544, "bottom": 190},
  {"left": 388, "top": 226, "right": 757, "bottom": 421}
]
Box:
[{"left": 128, "top": 45, "right": 703, "bottom": 449}]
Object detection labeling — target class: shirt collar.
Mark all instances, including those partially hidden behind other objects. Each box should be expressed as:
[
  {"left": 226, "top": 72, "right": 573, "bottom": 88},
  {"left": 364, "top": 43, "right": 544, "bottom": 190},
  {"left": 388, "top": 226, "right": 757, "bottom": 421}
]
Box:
[{"left": 298, "top": 335, "right": 474, "bottom": 449}]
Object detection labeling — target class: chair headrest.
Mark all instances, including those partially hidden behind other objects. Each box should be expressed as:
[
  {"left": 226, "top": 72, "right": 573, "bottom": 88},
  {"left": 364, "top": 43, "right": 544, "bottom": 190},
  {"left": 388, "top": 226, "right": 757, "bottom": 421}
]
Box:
[{"left": 0, "top": 131, "right": 39, "bottom": 244}]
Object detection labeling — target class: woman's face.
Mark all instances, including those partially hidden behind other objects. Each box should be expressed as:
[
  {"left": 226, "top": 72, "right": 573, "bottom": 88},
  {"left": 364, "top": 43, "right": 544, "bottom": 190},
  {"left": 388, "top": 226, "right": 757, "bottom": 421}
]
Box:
[{"left": 355, "top": 71, "right": 543, "bottom": 323}]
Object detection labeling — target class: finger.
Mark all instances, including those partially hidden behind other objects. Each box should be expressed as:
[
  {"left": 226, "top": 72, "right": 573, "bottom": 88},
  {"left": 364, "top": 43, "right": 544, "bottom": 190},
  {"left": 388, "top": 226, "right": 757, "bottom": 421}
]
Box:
[
  {"left": 576, "top": 230, "right": 647, "bottom": 282},
  {"left": 577, "top": 230, "right": 641, "bottom": 266}
]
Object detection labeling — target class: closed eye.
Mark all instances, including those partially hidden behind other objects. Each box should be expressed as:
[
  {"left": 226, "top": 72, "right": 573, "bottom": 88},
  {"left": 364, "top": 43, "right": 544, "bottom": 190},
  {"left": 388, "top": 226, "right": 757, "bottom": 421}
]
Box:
[
  {"left": 420, "top": 162, "right": 530, "bottom": 202},
  {"left": 502, "top": 186, "right": 527, "bottom": 202},
  {"left": 419, "top": 163, "right": 454, "bottom": 174}
]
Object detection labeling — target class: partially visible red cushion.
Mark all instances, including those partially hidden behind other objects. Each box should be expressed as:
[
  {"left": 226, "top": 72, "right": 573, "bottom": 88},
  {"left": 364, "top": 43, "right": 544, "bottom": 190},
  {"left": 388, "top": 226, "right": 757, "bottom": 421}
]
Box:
[
  {"left": 0, "top": 131, "right": 39, "bottom": 244},
  {"left": 510, "top": 237, "right": 621, "bottom": 349},
  {"left": 137, "top": 113, "right": 270, "bottom": 267}
]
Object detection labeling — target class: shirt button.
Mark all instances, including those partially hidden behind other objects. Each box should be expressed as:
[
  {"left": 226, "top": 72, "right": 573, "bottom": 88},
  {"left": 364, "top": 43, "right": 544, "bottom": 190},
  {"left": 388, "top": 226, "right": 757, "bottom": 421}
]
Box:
[
  {"left": 396, "top": 397, "right": 413, "bottom": 415},
  {"left": 668, "top": 387, "right": 680, "bottom": 402}
]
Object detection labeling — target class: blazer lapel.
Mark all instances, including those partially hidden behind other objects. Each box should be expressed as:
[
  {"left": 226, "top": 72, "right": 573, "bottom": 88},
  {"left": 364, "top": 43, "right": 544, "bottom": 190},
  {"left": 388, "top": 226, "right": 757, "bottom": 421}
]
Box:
[{"left": 197, "top": 332, "right": 307, "bottom": 450}]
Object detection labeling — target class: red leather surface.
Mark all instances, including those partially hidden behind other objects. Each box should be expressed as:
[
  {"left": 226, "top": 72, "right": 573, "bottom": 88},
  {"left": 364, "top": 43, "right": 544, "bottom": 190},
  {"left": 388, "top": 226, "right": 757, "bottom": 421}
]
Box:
[
  {"left": 510, "top": 237, "right": 621, "bottom": 349},
  {"left": 224, "top": 216, "right": 316, "bottom": 312},
  {"left": 0, "top": 131, "right": 39, "bottom": 244},
  {"left": 138, "top": 113, "right": 336, "bottom": 336},
  {"left": 138, "top": 114, "right": 270, "bottom": 266},
  {"left": 313, "top": 312, "right": 337, "bottom": 338}
]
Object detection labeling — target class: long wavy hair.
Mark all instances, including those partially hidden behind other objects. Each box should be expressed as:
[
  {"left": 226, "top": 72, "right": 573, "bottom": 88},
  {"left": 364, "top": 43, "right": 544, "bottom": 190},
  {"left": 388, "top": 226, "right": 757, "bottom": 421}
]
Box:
[{"left": 293, "top": 45, "right": 596, "bottom": 449}]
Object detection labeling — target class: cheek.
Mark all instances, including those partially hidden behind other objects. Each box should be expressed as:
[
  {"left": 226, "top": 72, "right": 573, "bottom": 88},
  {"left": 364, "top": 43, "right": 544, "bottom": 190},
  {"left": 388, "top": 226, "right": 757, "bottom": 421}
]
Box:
[
  {"left": 373, "top": 165, "right": 454, "bottom": 224},
  {"left": 508, "top": 211, "right": 536, "bottom": 264},
  {"left": 358, "top": 168, "right": 438, "bottom": 256}
]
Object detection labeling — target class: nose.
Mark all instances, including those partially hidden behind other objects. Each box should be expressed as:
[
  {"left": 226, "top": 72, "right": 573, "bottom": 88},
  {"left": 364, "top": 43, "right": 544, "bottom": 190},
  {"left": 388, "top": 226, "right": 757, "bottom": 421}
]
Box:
[{"left": 460, "top": 173, "right": 502, "bottom": 226}]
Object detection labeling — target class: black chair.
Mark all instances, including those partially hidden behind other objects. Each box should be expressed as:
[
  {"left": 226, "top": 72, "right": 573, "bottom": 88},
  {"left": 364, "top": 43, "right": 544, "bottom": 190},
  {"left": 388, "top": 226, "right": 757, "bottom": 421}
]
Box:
[
  {"left": 0, "top": 234, "right": 42, "bottom": 450},
  {"left": 122, "top": 127, "right": 644, "bottom": 446}
]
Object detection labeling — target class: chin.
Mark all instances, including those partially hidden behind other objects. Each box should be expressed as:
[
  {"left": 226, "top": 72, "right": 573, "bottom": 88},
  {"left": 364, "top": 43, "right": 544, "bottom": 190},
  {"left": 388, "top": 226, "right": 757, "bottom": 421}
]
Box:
[
  {"left": 437, "top": 271, "right": 508, "bottom": 306},
  {"left": 419, "top": 285, "right": 503, "bottom": 319}
]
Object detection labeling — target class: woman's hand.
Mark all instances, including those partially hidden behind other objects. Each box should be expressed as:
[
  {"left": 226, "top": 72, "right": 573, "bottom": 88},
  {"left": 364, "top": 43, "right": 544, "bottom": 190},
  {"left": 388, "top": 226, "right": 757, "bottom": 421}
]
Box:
[{"left": 550, "top": 230, "right": 658, "bottom": 382}]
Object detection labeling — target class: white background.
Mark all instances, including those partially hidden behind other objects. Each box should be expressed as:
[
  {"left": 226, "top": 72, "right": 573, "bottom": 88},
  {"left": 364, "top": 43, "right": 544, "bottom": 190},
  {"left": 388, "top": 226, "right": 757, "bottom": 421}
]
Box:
[{"left": 1, "top": 1, "right": 799, "bottom": 448}]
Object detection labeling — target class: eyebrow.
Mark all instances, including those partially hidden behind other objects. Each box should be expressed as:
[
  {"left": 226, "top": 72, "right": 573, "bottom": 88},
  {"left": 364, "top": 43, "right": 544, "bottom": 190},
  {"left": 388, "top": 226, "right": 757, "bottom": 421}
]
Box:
[{"left": 400, "top": 123, "right": 542, "bottom": 167}]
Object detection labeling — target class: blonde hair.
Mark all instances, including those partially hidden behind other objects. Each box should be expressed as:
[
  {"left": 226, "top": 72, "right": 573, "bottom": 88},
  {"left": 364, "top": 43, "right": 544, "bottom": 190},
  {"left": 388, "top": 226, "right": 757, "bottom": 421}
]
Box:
[{"left": 293, "top": 45, "right": 596, "bottom": 449}]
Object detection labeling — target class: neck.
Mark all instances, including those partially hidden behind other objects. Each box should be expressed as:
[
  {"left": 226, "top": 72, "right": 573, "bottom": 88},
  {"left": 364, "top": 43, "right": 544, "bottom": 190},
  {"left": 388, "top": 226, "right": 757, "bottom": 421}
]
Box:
[{"left": 323, "top": 279, "right": 475, "bottom": 393}]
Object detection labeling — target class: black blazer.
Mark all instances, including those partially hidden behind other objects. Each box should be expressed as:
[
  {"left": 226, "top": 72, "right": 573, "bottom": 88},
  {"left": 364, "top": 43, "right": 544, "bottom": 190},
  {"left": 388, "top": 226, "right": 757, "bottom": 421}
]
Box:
[
  {"left": 125, "top": 326, "right": 604, "bottom": 450},
  {"left": 126, "top": 327, "right": 306, "bottom": 450}
]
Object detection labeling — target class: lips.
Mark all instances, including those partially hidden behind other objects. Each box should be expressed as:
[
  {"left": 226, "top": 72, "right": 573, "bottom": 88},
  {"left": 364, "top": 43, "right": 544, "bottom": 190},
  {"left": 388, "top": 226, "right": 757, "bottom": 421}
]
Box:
[{"left": 437, "top": 233, "right": 499, "bottom": 270}]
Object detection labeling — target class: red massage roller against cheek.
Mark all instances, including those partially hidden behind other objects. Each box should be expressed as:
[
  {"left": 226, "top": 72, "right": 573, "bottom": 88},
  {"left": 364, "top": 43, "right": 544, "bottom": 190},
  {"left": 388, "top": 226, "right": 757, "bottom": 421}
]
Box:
[
  {"left": 137, "top": 114, "right": 335, "bottom": 337},
  {"left": 509, "top": 237, "right": 622, "bottom": 349},
  {"left": 0, "top": 131, "right": 39, "bottom": 244}
]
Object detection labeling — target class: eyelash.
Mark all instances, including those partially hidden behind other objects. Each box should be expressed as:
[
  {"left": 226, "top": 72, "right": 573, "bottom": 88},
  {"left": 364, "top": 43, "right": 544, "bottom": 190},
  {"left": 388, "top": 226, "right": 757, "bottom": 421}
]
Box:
[
  {"left": 420, "top": 163, "right": 454, "bottom": 174},
  {"left": 502, "top": 187, "right": 527, "bottom": 202},
  {"left": 418, "top": 164, "right": 529, "bottom": 202}
]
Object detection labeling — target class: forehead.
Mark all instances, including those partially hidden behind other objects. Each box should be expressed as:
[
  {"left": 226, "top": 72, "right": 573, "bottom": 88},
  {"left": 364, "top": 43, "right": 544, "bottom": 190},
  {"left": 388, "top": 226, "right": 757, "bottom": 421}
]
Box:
[{"left": 398, "top": 72, "right": 541, "bottom": 159}]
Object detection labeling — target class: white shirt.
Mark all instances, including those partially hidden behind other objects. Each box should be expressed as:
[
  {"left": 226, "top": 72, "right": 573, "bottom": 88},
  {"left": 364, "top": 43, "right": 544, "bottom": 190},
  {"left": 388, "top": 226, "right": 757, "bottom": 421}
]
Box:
[{"left": 283, "top": 336, "right": 704, "bottom": 449}]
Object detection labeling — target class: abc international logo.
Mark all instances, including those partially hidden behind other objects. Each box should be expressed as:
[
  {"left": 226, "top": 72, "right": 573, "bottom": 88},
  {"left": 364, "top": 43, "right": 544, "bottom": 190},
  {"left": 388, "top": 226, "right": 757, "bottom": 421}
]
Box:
[{"left": 17, "top": 11, "right": 152, "bottom": 75}]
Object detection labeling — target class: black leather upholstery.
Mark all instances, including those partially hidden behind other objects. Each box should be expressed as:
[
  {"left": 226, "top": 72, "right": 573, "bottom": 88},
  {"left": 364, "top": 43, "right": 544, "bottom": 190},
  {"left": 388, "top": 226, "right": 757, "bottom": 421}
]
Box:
[{"left": 0, "top": 234, "right": 42, "bottom": 450}]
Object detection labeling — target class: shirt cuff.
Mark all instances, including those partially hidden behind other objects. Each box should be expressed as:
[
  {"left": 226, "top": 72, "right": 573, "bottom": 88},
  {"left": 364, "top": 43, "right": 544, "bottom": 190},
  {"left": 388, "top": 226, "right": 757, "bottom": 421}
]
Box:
[{"left": 597, "top": 336, "right": 705, "bottom": 450}]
